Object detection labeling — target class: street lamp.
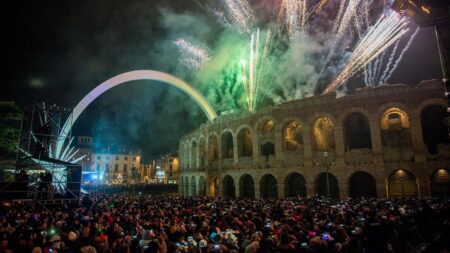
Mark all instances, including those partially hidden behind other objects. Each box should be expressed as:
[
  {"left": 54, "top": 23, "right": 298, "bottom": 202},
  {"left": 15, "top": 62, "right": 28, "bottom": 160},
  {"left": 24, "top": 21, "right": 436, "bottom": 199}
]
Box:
[{"left": 323, "top": 152, "right": 332, "bottom": 198}]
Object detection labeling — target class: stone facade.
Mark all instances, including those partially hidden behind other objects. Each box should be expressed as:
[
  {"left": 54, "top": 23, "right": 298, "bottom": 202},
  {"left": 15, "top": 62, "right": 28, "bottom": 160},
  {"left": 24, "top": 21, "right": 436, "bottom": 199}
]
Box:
[{"left": 179, "top": 80, "right": 450, "bottom": 199}]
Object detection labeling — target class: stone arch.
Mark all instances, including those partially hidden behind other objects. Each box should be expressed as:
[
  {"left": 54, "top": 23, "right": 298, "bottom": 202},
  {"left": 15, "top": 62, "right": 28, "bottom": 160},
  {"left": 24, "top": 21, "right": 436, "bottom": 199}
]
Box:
[
  {"left": 222, "top": 175, "right": 236, "bottom": 198},
  {"left": 311, "top": 116, "right": 335, "bottom": 151},
  {"left": 198, "top": 176, "right": 207, "bottom": 196},
  {"left": 239, "top": 174, "right": 255, "bottom": 198},
  {"left": 198, "top": 137, "right": 206, "bottom": 168},
  {"left": 343, "top": 112, "right": 372, "bottom": 150},
  {"left": 349, "top": 171, "right": 377, "bottom": 198},
  {"left": 282, "top": 119, "right": 304, "bottom": 151},
  {"left": 237, "top": 126, "right": 253, "bottom": 157},
  {"left": 420, "top": 104, "right": 450, "bottom": 154},
  {"left": 212, "top": 177, "right": 219, "bottom": 196},
  {"left": 55, "top": 70, "right": 217, "bottom": 159},
  {"left": 184, "top": 176, "right": 189, "bottom": 196},
  {"left": 180, "top": 175, "right": 184, "bottom": 196},
  {"left": 190, "top": 176, "right": 197, "bottom": 196},
  {"left": 379, "top": 107, "right": 412, "bottom": 148},
  {"left": 182, "top": 141, "right": 190, "bottom": 170},
  {"left": 221, "top": 130, "right": 234, "bottom": 159},
  {"left": 260, "top": 174, "right": 278, "bottom": 198},
  {"left": 430, "top": 169, "right": 450, "bottom": 197},
  {"left": 260, "top": 141, "right": 275, "bottom": 156},
  {"left": 208, "top": 133, "right": 219, "bottom": 162},
  {"left": 415, "top": 98, "right": 447, "bottom": 115},
  {"left": 254, "top": 116, "right": 276, "bottom": 136},
  {"left": 190, "top": 140, "right": 198, "bottom": 169},
  {"left": 316, "top": 172, "right": 339, "bottom": 199},
  {"left": 285, "top": 173, "right": 307, "bottom": 197},
  {"left": 387, "top": 169, "right": 419, "bottom": 198}
]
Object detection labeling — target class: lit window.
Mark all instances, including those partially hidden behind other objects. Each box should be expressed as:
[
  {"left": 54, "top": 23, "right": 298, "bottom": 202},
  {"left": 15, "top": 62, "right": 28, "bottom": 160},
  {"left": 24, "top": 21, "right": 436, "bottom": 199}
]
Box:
[{"left": 133, "top": 156, "right": 136, "bottom": 161}]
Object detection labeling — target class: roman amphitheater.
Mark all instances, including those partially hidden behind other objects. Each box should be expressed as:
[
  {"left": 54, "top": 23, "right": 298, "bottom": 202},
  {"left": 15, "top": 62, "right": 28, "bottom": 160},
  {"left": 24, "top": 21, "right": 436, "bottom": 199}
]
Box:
[{"left": 179, "top": 80, "right": 450, "bottom": 199}]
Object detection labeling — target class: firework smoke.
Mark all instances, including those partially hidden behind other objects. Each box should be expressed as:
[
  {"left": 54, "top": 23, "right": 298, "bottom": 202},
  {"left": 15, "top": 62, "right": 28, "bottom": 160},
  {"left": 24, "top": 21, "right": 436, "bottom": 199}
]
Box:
[{"left": 168, "top": 0, "right": 416, "bottom": 111}]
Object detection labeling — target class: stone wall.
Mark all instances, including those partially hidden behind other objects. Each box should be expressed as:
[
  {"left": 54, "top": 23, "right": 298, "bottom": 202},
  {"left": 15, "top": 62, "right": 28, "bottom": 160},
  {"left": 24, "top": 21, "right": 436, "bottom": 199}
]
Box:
[{"left": 179, "top": 81, "right": 450, "bottom": 198}]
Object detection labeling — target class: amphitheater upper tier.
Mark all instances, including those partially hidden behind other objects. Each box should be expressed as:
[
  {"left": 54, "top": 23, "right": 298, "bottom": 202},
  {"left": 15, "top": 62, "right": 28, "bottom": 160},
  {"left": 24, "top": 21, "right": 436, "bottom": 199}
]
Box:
[{"left": 179, "top": 80, "right": 450, "bottom": 199}]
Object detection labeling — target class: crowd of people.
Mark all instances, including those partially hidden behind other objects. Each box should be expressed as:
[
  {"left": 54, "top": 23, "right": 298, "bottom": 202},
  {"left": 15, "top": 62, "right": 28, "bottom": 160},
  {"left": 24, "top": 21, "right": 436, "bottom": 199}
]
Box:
[{"left": 0, "top": 194, "right": 449, "bottom": 253}]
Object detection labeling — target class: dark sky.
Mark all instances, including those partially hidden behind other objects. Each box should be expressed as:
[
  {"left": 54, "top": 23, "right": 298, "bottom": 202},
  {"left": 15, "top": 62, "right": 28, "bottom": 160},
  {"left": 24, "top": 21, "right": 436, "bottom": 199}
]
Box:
[{"left": 1, "top": 0, "right": 442, "bottom": 162}]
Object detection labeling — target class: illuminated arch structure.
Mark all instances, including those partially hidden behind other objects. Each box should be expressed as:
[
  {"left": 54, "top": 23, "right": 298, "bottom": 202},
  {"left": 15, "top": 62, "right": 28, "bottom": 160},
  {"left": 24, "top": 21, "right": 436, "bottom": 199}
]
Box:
[{"left": 54, "top": 70, "right": 217, "bottom": 160}]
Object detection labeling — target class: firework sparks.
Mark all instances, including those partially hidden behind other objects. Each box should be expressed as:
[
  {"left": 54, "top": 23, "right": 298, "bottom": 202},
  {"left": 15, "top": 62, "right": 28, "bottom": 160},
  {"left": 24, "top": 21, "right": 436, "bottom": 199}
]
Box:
[
  {"left": 241, "top": 29, "right": 264, "bottom": 111},
  {"left": 174, "top": 38, "right": 211, "bottom": 70},
  {"left": 171, "top": 0, "right": 416, "bottom": 112},
  {"left": 215, "top": 0, "right": 255, "bottom": 34},
  {"left": 323, "top": 12, "right": 409, "bottom": 93},
  {"left": 379, "top": 27, "right": 420, "bottom": 84}
]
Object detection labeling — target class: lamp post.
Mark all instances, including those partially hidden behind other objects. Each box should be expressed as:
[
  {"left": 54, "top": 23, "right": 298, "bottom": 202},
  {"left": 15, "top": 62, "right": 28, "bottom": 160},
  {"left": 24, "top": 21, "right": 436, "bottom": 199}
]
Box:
[{"left": 323, "top": 151, "right": 331, "bottom": 198}]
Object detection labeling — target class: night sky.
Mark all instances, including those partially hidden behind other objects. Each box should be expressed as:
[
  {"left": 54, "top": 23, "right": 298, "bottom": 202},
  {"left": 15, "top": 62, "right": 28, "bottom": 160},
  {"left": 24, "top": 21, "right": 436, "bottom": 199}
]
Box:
[{"left": 1, "top": 0, "right": 442, "bottom": 162}]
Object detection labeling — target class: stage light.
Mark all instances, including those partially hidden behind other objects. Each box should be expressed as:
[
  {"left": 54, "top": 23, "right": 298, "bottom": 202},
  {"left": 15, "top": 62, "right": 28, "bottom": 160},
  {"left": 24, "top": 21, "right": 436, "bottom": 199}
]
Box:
[{"left": 391, "top": 0, "right": 449, "bottom": 27}]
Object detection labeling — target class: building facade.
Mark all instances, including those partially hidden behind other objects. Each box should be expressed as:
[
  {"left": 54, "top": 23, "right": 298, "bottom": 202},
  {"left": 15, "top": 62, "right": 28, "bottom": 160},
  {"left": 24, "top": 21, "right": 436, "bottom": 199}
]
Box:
[
  {"left": 92, "top": 148, "right": 141, "bottom": 183},
  {"left": 179, "top": 81, "right": 450, "bottom": 199},
  {"left": 151, "top": 154, "right": 179, "bottom": 184},
  {"left": 74, "top": 136, "right": 94, "bottom": 172}
]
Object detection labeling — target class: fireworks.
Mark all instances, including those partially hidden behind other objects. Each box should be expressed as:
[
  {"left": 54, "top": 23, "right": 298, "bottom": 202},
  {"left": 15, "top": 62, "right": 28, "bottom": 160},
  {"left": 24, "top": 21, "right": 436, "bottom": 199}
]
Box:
[
  {"left": 279, "top": 0, "right": 308, "bottom": 38},
  {"left": 323, "top": 12, "right": 409, "bottom": 93},
  {"left": 214, "top": 0, "right": 255, "bottom": 34},
  {"left": 172, "top": 0, "right": 417, "bottom": 111},
  {"left": 241, "top": 29, "right": 272, "bottom": 111},
  {"left": 174, "top": 38, "right": 211, "bottom": 70}
]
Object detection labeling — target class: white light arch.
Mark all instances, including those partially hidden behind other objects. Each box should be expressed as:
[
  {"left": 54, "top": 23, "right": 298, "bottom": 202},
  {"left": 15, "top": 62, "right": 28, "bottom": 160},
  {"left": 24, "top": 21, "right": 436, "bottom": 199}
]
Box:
[{"left": 55, "top": 70, "right": 217, "bottom": 159}]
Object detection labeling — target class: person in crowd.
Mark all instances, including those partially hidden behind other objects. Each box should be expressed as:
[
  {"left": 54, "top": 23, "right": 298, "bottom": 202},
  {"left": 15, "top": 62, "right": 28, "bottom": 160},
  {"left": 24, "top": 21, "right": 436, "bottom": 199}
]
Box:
[{"left": 0, "top": 194, "right": 449, "bottom": 253}]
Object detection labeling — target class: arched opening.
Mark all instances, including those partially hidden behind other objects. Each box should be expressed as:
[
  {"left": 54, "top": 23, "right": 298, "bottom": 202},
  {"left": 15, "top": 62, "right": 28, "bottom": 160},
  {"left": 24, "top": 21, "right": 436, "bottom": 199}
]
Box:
[
  {"left": 260, "top": 174, "right": 278, "bottom": 198},
  {"left": 421, "top": 105, "right": 450, "bottom": 154},
  {"left": 184, "top": 177, "right": 189, "bottom": 197},
  {"left": 283, "top": 121, "right": 303, "bottom": 151},
  {"left": 180, "top": 177, "right": 184, "bottom": 196},
  {"left": 258, "top": 120, "right": 275, "bottom": 136},
  {"left": 430, "top": 169, "right": 450, "bottom": 197},
  {"left": 261, "top": 142, "right": 275, "bottom": 156},
  {"left": 190, "top": 141, "right": 198, "bottom": 169},
  {"left": 208, "top": 135, "right": 219, "bottom": 162},
  {"left": 285, "top": 173, "right": 307, "bottom": 197},
  {"left": 349, "top": 171, "right": 377, "bottom": 198},
  {"left": 222, "top": 175, "right": 236, "bottom": 198},
  {"left": 190, "top": 176, "right": 197, "bottom": 196},
  {"left": 239, "top": 174, "right": 255, "bottom": 198},
  {"left": 387, "top": 170, "right": 418, "bottom": 198},
  {"left": 380, "top": 108, "right": 412, "bottom": 148},
  {"left": 198, "top": 176, "right": 207, "bottom": 196},
  {"left": 221, "top": 132, "right": 234, "bottom": 159},
  {"left": 198, "top": 138, "right": 206, "bottom": 168},
  {"left": 343, "top": 112, "right": 372, "bottom": 150},
  {"left": 316, "top": 172, "right": 339, "bottom": 199},
  {"left": 209, "top": 177, "right": 219, "bottom": 196},
  {"left": 312, "top": 117, "right": 335, "bottom": 151},
  {"left": 237, "top": 128, "right": 253, "bottom": 157}
]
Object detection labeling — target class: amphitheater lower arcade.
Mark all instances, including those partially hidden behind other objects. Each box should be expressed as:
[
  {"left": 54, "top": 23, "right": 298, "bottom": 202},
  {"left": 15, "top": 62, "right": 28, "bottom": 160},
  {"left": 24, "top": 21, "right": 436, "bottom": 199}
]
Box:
[{"left": 179, "top": 81, "right": 450, "bottom": 199}]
